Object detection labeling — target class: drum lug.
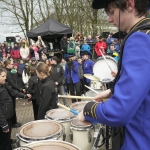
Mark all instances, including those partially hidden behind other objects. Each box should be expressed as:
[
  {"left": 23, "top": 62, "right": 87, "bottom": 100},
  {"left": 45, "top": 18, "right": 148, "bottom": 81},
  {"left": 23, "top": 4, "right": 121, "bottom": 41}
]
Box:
[
  {"left": 63, "top": 133, "right": 66, "bottom": 141},
  {"left": 69, "top": 129, "right": 73, "bottom": 141},
  {"left": 88, "top": 130, "right": 92, "bottom": 143}
]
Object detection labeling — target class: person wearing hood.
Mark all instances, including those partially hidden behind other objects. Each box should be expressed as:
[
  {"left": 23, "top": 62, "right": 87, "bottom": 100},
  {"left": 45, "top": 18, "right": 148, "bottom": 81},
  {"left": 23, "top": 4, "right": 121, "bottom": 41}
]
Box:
[{"left": 51, "top": 56, "right": 66, "bottom": 105}]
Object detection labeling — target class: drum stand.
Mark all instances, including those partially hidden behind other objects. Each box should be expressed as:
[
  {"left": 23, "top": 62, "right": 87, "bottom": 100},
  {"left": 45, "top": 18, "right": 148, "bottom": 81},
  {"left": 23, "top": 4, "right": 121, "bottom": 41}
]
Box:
[{"left": 91, "top": 124, "right": 105, "bottom": 150}]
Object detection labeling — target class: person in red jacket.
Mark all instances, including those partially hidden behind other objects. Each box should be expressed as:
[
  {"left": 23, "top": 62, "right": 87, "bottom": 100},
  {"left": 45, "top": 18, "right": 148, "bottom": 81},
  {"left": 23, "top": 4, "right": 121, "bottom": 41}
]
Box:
[
  {"left": 11, "top": 42, "right": 20, "bottom": 60},
  {"left": 94, "top": 36, "right": 107, "bottom": 57}
]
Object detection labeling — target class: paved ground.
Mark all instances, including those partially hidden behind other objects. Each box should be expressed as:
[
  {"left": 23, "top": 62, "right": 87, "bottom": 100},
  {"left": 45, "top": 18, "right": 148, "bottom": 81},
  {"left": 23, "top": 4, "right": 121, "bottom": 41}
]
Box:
[{"left": 12, "top": 98, "right": 106, "bottom": 150}]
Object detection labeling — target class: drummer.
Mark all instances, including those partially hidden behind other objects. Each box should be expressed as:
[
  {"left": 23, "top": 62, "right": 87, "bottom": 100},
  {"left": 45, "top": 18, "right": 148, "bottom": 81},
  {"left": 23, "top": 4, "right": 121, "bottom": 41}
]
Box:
[
  {"left": 81, "top": 51, "right": 94, "bottom": 93},
  {"left": 78, "top": 0, "right": 150, "bottom": 150}
]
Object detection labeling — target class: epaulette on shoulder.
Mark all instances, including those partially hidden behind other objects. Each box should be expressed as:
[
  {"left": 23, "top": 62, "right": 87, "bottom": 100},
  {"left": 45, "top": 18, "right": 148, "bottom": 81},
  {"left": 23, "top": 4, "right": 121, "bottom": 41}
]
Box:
[{"left": 137, "top": 29, "right": 150, "bottom": 34}]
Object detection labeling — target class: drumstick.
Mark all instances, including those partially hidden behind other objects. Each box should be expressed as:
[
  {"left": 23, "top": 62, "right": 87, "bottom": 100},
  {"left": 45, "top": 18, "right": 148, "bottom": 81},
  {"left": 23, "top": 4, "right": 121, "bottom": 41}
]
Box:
[
  {"left": 99, "top": 50, "right": 112, "bottom": 71},
  {"left": 57, "top": 103, "right": 98, "bottom": 125},
  {"left": 58, "top": 95, "right": 94, "bottom": 100},
  {"left": 57, "top": 103, "right": 78, "bottom": 115},
  {"left": 85, "top": 85, "right": 99, "bottom": 94},
  {"left": 58, "top": 95, "right": 107, "bottom": 101}
]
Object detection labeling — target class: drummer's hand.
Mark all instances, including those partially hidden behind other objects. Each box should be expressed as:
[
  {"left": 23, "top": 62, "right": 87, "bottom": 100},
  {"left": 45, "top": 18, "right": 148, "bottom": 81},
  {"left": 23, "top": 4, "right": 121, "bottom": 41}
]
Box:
[
  {"left": 77, "top": 110, "right": 86, "bottom": 122},
  {"left": 94, "top": 89, "right": 111, "bottom": 102},
  {"left": 111, "top": 70, "right": 117, "bottom": 78}
]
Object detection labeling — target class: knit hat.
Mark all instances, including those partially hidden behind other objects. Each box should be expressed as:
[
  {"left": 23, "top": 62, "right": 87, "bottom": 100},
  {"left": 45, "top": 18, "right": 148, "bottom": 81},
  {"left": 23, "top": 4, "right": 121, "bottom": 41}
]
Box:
[
  {"left": 31, "top": 57, "right": 36, "bottom": 61},
  {"left": 13, "top": 63, "right": 18, "bottom": 67},
  {"left": 25, "top": 63, "right": 29, "bottom": 66}
]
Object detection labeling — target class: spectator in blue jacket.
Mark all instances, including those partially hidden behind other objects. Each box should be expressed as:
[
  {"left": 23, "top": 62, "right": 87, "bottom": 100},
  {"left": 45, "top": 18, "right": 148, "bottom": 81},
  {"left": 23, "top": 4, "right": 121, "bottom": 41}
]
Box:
[
  {"left": 81, "top": 51, "right": 94, "bottom": 92},
  {"left": 81, "top": 40, "right": 91, "bottom": 52},
  {"left": 65, "top": 54, "right": 81, "bottom": 103}
]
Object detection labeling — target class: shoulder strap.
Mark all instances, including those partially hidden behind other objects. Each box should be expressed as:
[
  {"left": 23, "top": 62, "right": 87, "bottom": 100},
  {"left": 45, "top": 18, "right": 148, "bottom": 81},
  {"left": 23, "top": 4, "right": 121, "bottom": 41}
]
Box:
[{"left": 113, "top": 24, "right": 150, "bottom": 91}]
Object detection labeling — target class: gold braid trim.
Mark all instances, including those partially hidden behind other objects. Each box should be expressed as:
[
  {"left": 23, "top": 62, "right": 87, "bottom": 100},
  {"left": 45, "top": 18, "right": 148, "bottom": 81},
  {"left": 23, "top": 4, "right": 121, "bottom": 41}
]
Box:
[
  {"left": 91, "top": 103, "right": 95, "bottom": 118},
  {"left": 93, "top": 103, "right": 99, "bottom": 119}
]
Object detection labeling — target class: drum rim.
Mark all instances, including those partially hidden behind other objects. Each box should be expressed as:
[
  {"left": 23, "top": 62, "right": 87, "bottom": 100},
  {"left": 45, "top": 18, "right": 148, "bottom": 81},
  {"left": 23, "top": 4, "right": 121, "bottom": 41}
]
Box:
[
  {"left": 18, "top": 120, "right": 64, "bottom": 140},
  {"left": 23, "top": 140, "right": 81, "bottom": 150},
  {"left": 96, "top": 55, "right": 117, "bottom": 63},
  {"left": 45, "top": 108, "right": 75, "bottom": 120}
]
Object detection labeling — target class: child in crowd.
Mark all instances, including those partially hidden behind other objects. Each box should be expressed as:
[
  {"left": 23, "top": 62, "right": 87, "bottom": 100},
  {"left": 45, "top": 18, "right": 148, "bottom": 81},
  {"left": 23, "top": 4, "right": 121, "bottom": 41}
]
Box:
[
  {"left": 18, "top": 59, "right": 25, "bottom": 73},
  {"left": 0, "top": 67, "right": 14, "bottom": 150},
  {"left": 22, "top": 63, "right": 29, "bottom": 90},
  {"left": 28, "top": 69, "right": 38, "bottom": 120},
  {"left": 36, "top": 62, "right": 58, "bottom": 119}
]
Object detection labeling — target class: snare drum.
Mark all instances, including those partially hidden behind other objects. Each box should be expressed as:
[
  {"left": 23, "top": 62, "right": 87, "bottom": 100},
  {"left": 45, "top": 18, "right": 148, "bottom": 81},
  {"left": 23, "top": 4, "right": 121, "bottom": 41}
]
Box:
[
  {"left": 90, "top": 81, "right": 103, "bottom": 89},
  {"left": 93, "top": 56, "right": 118, "bottom": 82},
  {"left": 85, "top": 89, "right": 103, "bottom": 97},
  {"left": 70, "top": 101, "right": 89, "bottom": 112},
  {"left": 15, "top": 140, "right": 80, "bottom": 150},
  {"left": 45, "top": 108, "right": 75, "bottom": 142},
  {"left": 70, "top": 119, "right": 94, "bottom": 150},
  {"left": 16, "top": 120, "right": 65, "bottom": 146}
]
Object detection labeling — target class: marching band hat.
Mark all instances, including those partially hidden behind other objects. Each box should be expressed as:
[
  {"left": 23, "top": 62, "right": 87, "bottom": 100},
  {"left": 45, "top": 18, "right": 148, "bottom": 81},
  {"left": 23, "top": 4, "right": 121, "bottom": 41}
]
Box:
[
  {"left": 65, "top": 53, "right": 75, "bottom": 58},
  {"left": 80, "top": 50, "right": 92, "bottom": 57},
  {"left": 92, "top": 0, "right": 114, "bottom": 9}
]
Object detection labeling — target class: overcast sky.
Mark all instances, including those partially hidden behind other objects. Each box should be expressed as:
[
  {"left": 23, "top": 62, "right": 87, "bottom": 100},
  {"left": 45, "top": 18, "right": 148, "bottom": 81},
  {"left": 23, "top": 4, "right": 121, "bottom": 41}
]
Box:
[{"left": 0, "top": 10, "right": 24, "bottom": 43}]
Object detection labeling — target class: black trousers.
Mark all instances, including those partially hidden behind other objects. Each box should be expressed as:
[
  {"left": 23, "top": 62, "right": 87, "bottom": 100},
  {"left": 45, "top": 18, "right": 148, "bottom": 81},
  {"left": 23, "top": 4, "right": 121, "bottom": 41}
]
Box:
[
  {"left": 80, "top": 78, "right": 85, "bottom": 95},
  {"left": 0, "top": 119, "right": 12, "bottom": 150},
  {"left": 67, "top": 81, "right": 81, "bottom": 103},
  {"left": 84, "top": 78, "right": 90, "bottom": 93},
  {"left": 11, "top": 96, "right": 17, "bottom": 125},
  {"left": 32, "top": 98, "right": 39, "bottom": 120}
]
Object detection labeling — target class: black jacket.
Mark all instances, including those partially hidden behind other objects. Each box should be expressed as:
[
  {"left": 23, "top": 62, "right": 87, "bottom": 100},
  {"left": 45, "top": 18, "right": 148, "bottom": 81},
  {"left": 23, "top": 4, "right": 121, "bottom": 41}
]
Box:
[
  {"left": 60, "top": 38, "right": 68, "bottom": 52},
  {"left": 51, "top": 64, "right": 64, "bottom": 86},
  {"left": 6, "top": 68, "right": 21, "bottom": 92},
  {"left": 11, "top": 69, "right": 24, "bottom": 88},
  {"left": 37, "top": 77, "right": 58, "bottom": 119},
  {"left": 0, "top": 85, "right": 14, "bottom": 131},
  {"left": 28, "top": 75, "right": 38, "bottom": 99},
  {"left": 4, "top": 82, "right": 28, "bottom": 99}
]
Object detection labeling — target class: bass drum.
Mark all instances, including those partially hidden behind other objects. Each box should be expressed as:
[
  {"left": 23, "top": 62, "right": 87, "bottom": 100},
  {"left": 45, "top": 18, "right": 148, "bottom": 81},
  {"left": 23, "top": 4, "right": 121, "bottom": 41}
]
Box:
[{"left": 93, "top": 56, "right": 118, "bottom": 83}]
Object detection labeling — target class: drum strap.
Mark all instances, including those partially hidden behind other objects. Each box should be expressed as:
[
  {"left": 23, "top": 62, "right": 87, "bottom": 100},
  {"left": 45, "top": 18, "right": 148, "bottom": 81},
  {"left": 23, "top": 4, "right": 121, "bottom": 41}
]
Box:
[{"left": 111, "top": 18, "right": 150, "bottom": 150}]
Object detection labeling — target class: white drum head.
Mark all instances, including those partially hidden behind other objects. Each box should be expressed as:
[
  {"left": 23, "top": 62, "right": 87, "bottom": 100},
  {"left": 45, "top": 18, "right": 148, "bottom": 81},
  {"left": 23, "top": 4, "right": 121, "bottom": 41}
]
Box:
[
  {"left": 46, "top": 108, "right": 74, "bottom": 120},
  {"left": 18, "top": 140, "right": 80, "bottom": 150},
  {"left": 19, "top": 120, "right": 63, "bottom": 140},
  {"left": 93, "top": 56, "right": 118, "bottom": 82},
  {"left": 70, "top": 101, "right": 89, "bottom": 112}
]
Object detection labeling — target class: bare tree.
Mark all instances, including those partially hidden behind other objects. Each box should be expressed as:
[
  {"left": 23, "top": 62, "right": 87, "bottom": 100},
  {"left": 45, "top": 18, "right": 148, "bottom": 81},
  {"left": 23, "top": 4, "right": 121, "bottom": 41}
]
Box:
[{"left": 0, "top": 0, "right": 115, "bottom": 38}]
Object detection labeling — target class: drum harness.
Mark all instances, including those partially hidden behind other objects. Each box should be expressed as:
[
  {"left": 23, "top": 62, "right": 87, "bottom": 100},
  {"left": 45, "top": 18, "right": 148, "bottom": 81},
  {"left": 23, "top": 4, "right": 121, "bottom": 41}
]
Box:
[{"left": 91, "top": 18, "right": 150, "bottom": 150}]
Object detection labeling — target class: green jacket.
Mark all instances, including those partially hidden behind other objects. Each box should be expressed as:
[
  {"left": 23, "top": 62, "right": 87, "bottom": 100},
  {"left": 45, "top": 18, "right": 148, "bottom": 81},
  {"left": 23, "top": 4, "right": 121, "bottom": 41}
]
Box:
[{"left": 67, "top": 41, "right": 75, "bottom": 54}]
